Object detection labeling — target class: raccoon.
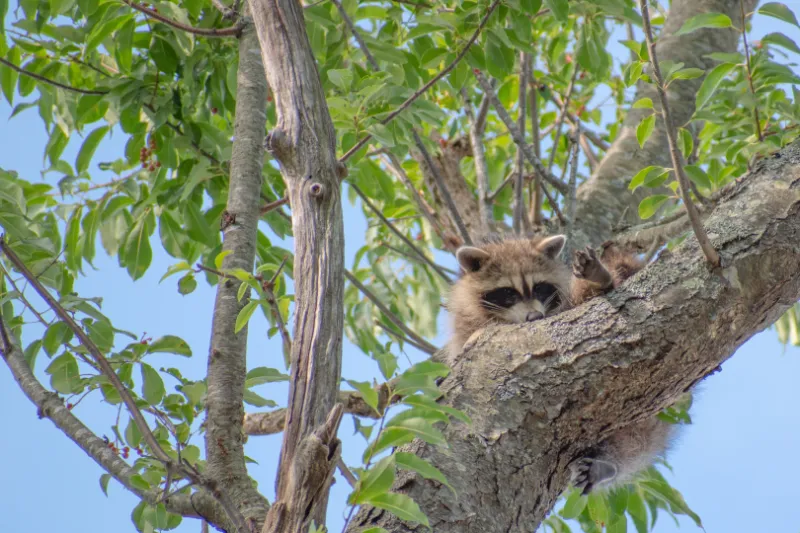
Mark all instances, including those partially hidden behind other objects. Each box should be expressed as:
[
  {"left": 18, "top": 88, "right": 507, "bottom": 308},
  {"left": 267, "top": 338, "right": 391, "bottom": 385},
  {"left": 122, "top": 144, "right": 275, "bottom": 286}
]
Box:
[{"left": 447, "top": 233, "right": 674, "bottom": 494}]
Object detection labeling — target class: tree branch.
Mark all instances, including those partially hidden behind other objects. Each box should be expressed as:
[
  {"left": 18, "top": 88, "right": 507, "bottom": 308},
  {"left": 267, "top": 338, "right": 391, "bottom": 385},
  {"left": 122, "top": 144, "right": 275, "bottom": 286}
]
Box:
[
  {"left": 345, "top": 270, "right": 438, "bottom": 355},
  {"left": 513, "top": 53, "right": 531, "bottom": 235},
  {"left": 247, "top": 0, "right": 345, "bottom": 527},
  {"left": 349, "top": 137, "right": 800, "bottom": 533},
  {"left": 339, "top": 0, "right": 501, "bottom": 162},
  {"left": 473, "top": 70, "right": 569, "bottom": 195},
  {"left": 0, "top": 56, "right": 108, "bottom": 95},
  {"left": 639, "top": 0, "right": 720, "bottom": 267},
  {"left": 203, "top": 18, "right": 270, "bottom": 526},
  {"left": 122, "top": 0, "right": 243, "bottom": 37}
]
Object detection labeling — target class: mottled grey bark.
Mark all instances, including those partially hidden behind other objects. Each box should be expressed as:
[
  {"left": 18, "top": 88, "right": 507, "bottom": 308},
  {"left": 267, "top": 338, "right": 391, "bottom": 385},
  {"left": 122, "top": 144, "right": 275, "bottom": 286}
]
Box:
[
  {"left": 351, "top": 139, "right": 800, "bottom": 533},
  {"left": 573, "top": 0, "right": 760, "bottom": 248},
  {"left": 247, "top": 0, "right": 345, "bottom": 528},
  {"left": 204, "top": 19, "right": 270, "bottom": 527}
]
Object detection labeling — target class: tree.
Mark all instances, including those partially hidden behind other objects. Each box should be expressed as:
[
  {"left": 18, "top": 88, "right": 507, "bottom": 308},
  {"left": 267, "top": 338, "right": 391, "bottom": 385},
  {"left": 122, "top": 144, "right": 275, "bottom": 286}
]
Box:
[{"left": 1, "top": 0, "right": 799, "bottom": 531}]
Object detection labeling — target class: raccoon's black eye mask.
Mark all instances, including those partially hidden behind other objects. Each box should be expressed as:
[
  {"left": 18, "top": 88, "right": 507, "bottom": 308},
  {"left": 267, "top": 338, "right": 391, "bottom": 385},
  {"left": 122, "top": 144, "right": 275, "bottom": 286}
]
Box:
[{"left": 480, "top": 283, "right": 561, "bottom": 310}]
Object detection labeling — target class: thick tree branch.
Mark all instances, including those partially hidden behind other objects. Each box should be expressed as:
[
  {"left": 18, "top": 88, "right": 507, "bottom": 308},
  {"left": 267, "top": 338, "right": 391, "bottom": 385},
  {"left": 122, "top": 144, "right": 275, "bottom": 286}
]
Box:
[
  {"left": 248, "top": 0, "right": 345, "bottom": 527},
  {"left": 350, "top": 138, "right": 800, "bottom": 533},
  {"left": 203, "top": 19, "right": 270, "bottom": 526},
  {"left": 122, "top": 0, "right": 243, "bottom": 37}
]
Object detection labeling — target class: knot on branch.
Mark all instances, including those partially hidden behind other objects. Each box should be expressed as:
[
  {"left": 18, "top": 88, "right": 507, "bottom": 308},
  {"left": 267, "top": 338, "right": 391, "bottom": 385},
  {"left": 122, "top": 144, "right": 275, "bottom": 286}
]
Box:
[
  {"left": 336, "top": 161, "right": 348, "bottom": 180},
  {"left": 262, "top": 405, "right": 344, "bottom": 533},
  {"left": 309, "top": 182, "right": 326, "bottom": 198},
  {"left": 265, "top": 129, "right": 290, "bottom": 160}
]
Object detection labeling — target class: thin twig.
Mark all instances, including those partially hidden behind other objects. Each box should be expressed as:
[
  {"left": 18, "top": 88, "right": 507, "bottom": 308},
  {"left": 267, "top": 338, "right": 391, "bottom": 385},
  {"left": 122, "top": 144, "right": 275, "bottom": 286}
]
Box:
[
  {"left": 513, "top": 53, "right": 531, "bottom": 235},
  {"left": 344, "top": 270, "right": 438, "bottom": 355},
  {"left": 337, "top": 458, "right": 357, "bottom": 488},
  {"left": 375, "top": 319, "right": 436, "bottom": 354},
  {"left": 350, "top": 184, "right": 451, "bottom": 282},
  {"left": 487, "top": 171, "right": 516, "bottom": 202},
  {"left": 547, "top": 65, "right": 580, "bottom": 171},
  {"left": 578, "top": 133, "right": 599, "bottom": 173},
  {"left": 473, "top": 70, "right": 568, "bottom": 195},
  {"left": 339, "top": 0, "right": 501, "bottom": 162},
  {"left": 463, "top": 91, "right": 493, "bottom": 230},
  {"left": 540, "top": 183, "right": 566, "bottom": 225},
  {"left": 739, "top": 0, "right": 763, "bottom": 141},
  {"left": 261, "top": 259, "right": 292, "bottom": 362},
  {"left": 332, "top": 0, "right": 380, "bottom": 69},
  {"left": 123, "top": 0, "right": 243, "bottom": 36},
  {"left": 547, "top": 89, "right": 610, "bottom": 152},
  {"left": 638, "top": 0, "right": 720, "bottom": 267},
  {"left": 412, "top": 131, "right": 473, "bottom": 245},
  {"left": 380, "top": 242, "right": 456, "bottom": 278},
  {"left": 260, "top": 196, "right": 289, "bottom": 215},
  {"left": 529, "top": 75, "right": 544, "bottom": 225},
  {"left": 0, "top": 305, "right": 12, "bottom": 359},
  {"left": 565, "top": 126, "right": 580, "bottom": 240},
  {"left": 0, "top": 57, "right": 107, "bottom": 95},
  {"left": 380, "top": 153, "right": 450, "bottom": 245}
]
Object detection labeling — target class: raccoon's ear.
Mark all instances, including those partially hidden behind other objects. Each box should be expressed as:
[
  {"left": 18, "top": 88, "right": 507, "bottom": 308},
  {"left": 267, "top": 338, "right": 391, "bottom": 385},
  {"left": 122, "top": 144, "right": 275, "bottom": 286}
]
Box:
[
  {"left": 456, "top": 246, "right": 491, "bottom": 273},
  {"left": 536, "top": 235, "right": 566, "bottom": 259}
]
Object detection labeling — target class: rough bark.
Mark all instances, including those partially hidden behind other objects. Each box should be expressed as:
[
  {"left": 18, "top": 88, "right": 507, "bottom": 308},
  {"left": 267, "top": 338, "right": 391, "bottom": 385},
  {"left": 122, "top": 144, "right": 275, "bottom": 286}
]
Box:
[
  {"left": 573, "top": 0, "right": 759, "bottom": 247},
  {"left": 204, "top": 19, "right": 270, "bottom": 527},
  {"left": 247, "top": 0, "right": 345, "bottom": 527},
  {"left": 350, "top": 138, "right": 800, "bottom": 533}
]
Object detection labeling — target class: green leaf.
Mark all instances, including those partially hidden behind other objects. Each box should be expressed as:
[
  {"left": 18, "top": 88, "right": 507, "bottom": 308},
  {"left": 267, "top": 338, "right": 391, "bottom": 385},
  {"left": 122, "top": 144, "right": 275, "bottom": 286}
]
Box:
[
  {"left": 150, "top": 36, "right": 179, "bottom": 75},
  {"left": 148, "top": 335, "right": 192, "bottom": 356},
  {"left": 46, "top": 353, "right": 82, "bottom": 394},
  {"left": 178, "top": 273, "right": 197, "bottom": 295},
  {"left": 395, "top": 452, "right": 454, "bottom": 494},
  {"left": 607, "top": 516, "right": 628, "bottom": 533},
  {"left": 674, "top": 12, "right": 732, "bottom": 36},
  {"left": 328, "top": 69, "right": 353, "bottom": 92},
  {"left": 632, "top": 97, "right": 653, "bottom": 110},
  {"left": 125, "top": 216, "right": 153, "bottom": 281},
  {"left": 367, "top": 493, "right": 429, "bottom": 526},
  {"left": 758, "top": 3, "right": 800, "bottom": 28},
  {"left": 141, "top": 363, "right": 166, "bottom": 405},
  {"left": 685, "top": 165, "right": 712, "bottom": 191},
  {"left": 544, "top": 0, "right": 569, "bottom": 21},
  {"left": 346, "top": 380, "right": 380, "bottom": 414},
  {"left": 560, "top": 489, "right": 587, "bottom": 519},
  {"left": 76, "top": 126, "right": 109, "bottom": 174},
  {"left": 587, "top": 491, "right": 609, "bottom": 525},
  {"left": 125, "top": 417, "right": 142, "bottom": 448},
  {"left": 1, "top": 47, "right": 19, "bottom": 105},
  {"left": 761, "top": 32, "right": 800, "bottom": 55},
  {"left": 668, "top": 67, "right": 705, "bottom": 82},
  {"left": 182, "top": 381, "right": 206, "bottom": 405},
  {"left": 363, "top": 427, "right": 416, "bottom": 462},
  {"left": 65, "top": 206, "right": 83, "bottom": 272},
  {"left": 385, "top": 417, "right": 446, "bottom": 446},
  {"left": 636, "top": 114, "right": 656, "bottom": 148},
  {"left": 638, "top": 194, "right": 671, "bottom": 219},
  {"left": 99, "top": 473, "right": 112, "bottom": 496},
  {"left": 351, "top": 455, "right": 396, "bottom": 504},
  {"left": 243, "top": 389, "right": 276, "bottom": 407},
  {"left": 43, "top": 322, "right": 73, "bottom": 356},
  {"left": 629, "top": 165, "right": 662, "bottom": 191},
  {"left": 678, "top": 128, "right": 694, "bottom": 159},
  {"left": 401, "top": 394, "right": 471, "bottom": 424},
  {"left": 130, "top": 474, "right": 150, "bottom": 491},
  {"left": 627, "top": 489, "right": 649, "bottom": 533},
  {"left": 246, "top": 366, "right": 289, "bottom": 386},
  {"left": 85, "top": 319, "right": 114, "bottom": 353},
  {"left": 235, "top": 301, "right": 258, "bottom": 333},
  {"left": 160, "top": 262, "right": 192, "bottom": 283},
  {"left": 695, "top": 63, "right": 736, "bottom": 110},
  {"left": 214, "top": 250, "right": 232, "bottom": 270}
]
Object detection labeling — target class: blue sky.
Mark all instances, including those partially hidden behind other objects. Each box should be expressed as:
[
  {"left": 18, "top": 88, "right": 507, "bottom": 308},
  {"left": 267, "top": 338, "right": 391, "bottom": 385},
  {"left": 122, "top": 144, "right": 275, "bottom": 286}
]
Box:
[{"left": 1, "top": 4, "right": 800, "bottom": 533}]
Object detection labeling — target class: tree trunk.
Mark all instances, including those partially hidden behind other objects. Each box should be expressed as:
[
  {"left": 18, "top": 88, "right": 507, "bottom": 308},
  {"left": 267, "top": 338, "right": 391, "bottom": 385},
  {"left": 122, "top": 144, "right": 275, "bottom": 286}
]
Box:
[
  {"left": 247, "top": 0, "right": 346, "bottom": 528},
  {"left": 204, "top": 18, "right": 270, "bottom": 528}
]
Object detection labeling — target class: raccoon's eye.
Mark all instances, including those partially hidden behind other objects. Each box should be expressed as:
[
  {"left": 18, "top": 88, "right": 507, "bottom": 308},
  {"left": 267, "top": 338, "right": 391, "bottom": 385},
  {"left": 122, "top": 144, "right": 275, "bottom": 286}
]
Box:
[
  {"left": 481, "top": 287, "right": 522, "bottom": 309},
  {"left": 533, "top": 283, "right": 560, "bottom": 307}
]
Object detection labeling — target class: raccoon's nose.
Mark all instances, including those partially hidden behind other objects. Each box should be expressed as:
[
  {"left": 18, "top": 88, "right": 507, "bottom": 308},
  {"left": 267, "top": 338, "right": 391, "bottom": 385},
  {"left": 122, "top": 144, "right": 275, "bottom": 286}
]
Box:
[{"left": 526, "top": 311, "right": 543, "bottom": 322}]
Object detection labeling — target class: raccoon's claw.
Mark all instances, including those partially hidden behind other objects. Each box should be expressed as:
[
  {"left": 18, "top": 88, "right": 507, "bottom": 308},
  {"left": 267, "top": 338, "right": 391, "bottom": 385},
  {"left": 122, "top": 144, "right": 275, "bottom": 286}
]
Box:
[{"left": 570, "top": 457, "right": 618, "bottom": 495}]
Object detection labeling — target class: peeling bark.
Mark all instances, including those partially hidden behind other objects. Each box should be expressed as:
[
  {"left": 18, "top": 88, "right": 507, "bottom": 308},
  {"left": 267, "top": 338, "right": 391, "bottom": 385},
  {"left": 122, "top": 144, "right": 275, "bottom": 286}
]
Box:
[
  {"left": 203, "top": 20, "right": 270, "bottom": 526},
  {"left": 350, "top": 139, "right": 800, "bottom": 533},
  {"left": 247, "top": 0, "right": 345, "bottom": 527}
]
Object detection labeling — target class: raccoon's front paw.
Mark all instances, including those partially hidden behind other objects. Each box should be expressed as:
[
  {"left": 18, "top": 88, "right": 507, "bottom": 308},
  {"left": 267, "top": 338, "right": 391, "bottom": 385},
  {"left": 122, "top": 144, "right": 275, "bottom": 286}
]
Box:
[
  {"left": 569, "top": 457, "right": 618, "bottom": 495},
  {"left": 572, "top": 247, "right": 612, "bottom": 288}
]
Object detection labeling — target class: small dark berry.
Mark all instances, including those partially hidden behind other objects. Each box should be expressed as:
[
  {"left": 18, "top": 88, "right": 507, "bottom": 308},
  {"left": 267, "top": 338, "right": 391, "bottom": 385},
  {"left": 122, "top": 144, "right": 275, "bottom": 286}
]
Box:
[
  {"left": 211, "top": 107, "right": 218, "bottom": 114},
  {"left": 155, "top": 161, "right": 161, "bottom": 168},
  {"left": 66, "top": 403, "right": 73, "bottom": 410}
]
